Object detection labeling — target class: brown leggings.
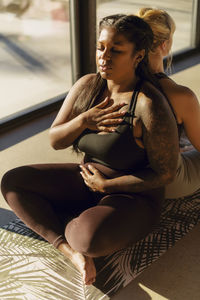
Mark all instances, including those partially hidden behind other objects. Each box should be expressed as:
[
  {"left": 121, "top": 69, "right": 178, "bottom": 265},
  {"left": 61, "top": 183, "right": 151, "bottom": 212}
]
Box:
[{"left": 1, "top": 163, "right": 163, "bottom": 257}]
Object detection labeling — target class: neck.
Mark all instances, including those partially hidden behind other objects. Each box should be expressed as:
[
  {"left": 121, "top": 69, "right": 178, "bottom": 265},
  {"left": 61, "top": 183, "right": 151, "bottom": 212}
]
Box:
[
  {"left": 148, "top": 51, "right": 165, "bottom": 74},
  {"left": 107, "top": 74, "right": 138, "bottom": 94}
]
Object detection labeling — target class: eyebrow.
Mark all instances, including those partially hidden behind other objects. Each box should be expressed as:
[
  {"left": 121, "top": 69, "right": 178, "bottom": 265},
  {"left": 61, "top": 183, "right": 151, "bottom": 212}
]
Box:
[
  {"left": 113, "top": 41, "right": 124, "bottom": 45},
  {"left": 97, "top": 40, "right": 125, "bottom": 46}
]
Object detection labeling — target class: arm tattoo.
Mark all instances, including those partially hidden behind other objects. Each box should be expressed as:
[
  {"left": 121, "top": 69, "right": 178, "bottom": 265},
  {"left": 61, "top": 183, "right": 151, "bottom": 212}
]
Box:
[{"left": 141, "top": 84, "right": 179, "bottom": 186}]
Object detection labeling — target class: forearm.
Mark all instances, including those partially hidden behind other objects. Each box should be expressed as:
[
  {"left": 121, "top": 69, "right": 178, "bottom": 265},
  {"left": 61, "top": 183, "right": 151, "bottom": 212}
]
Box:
[
  {"left": 49, "top": 113, "right": 87, "bottom": 150},
  {"left": 102, "top": 167, "right": 174, "bottom": 194}
]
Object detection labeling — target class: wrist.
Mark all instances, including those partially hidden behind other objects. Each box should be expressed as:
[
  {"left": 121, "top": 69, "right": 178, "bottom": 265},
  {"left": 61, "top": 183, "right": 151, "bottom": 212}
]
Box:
[
  {"left": 80, "top": 111, "right": 89, "bottom": 130},
  {"left": 102, "top": 179, "right": 114, "bottom": 194}
]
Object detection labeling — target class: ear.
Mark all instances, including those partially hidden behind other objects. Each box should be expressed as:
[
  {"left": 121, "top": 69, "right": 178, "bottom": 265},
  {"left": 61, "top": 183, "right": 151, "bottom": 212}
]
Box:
[
  {"left": 160, "top": 40, "right": 168, "bottom": 55},
  {"left": 136, "top": 49, "right": 145, "bottom": 63}
]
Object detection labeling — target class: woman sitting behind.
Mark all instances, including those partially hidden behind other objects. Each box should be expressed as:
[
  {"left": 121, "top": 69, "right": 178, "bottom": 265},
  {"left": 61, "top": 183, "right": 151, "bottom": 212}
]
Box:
[{"left": 139, "top": 7, "right": 200, "bottom": 199}]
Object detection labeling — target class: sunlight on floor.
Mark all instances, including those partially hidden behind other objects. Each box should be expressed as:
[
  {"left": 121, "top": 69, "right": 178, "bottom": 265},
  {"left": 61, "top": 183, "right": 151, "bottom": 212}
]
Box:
[{"left": 139, "top": 283, "right": 169, "bottom": 300}]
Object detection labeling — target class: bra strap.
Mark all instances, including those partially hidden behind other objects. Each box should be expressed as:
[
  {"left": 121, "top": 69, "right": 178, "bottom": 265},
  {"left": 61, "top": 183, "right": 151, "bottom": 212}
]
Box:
[{"left": 129, "top": 79, "right": 143, "bottom": 123}]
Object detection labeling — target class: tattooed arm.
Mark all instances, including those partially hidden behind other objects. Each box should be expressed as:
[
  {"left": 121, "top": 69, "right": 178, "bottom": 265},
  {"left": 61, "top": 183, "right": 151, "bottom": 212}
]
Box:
[{"left": 80, "top": 82, "right": 179, "bottom": 194}]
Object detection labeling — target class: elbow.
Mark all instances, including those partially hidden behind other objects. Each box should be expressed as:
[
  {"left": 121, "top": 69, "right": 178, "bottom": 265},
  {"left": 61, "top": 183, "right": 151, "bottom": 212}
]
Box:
[
  {"left": 50, "top": 139, "right": 60, "bottom": 150},
  {"left": 49, "top": 135, "right": 70, "bottom": 150},
  {"left": 50, "top": 141, "right": 61, "bottom": 150},
  {"left": 160, "top": 152, "right": 179, "bottom": 185},
  {"left": 161, "top": 171, "right": 176, "bottom": 185},
  {"left": 49, "top": 129, "right": 63, "bottom": 150},
  {"left": 50, "top": 139, "right": 65, "bottom": 150}
]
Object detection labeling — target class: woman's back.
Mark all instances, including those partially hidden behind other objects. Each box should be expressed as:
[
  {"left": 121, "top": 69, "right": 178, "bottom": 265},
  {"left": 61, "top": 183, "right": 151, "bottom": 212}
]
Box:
[{"left": 156, "top": 75, "right": 200, "bottom": 151}]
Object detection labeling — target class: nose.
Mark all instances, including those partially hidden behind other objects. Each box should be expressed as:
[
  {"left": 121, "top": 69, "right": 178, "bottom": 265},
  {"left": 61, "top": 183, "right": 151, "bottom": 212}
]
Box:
[{"left": 101, "top": 48, "right": 111, "bottom": 60}]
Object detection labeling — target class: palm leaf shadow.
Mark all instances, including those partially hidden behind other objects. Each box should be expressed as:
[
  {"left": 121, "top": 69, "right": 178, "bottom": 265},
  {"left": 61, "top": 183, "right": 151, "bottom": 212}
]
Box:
[
  {"left": 1, "top": 189, "right": 200, "bottom": 299},
  {"left": 93, "top": 190, "right": 200, "bottom": 296},
  {"left": 0, "top": 228, "right": 108, "bottom": 300}
]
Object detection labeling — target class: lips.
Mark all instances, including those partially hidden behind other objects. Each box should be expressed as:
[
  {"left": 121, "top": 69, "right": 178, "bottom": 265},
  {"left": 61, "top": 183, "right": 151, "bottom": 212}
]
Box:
[{"left": 99, "top": 65, "right": 112, "bottom": 71}]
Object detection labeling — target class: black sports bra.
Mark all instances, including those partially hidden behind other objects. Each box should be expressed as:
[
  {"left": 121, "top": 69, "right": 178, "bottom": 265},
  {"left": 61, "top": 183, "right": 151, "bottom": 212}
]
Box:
[{"left": 77, "top": 80, "right": 148, "bottom": 171}]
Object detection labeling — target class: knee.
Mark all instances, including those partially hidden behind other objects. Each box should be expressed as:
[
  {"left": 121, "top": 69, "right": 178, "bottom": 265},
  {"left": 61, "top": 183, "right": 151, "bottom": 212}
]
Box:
[
  {"left": 65, "top": 215, "right": 107, "bottom": 257},
  {"left": 1, "top": 167, "right": 25, "bottom": 198},
  {"left": 1, "top": 169, "right": 15, "bottom": 197}
]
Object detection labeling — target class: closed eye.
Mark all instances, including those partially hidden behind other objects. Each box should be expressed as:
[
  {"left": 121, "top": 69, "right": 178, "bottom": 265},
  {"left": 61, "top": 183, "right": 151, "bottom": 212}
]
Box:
[
  {"left": 111, "top": 48, "right": 122, "bottom": 53},
  {"left": 96, "top": 45, "right": 122, "bottom": 53}
]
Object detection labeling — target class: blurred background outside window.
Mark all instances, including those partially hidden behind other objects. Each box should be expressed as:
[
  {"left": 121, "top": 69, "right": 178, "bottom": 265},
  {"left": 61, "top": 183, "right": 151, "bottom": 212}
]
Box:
[
  {"left": 0, "top": 0, "right": 196, "bottom": 120},
  {"left": 97, "top": 0, "right": 195, "bottom": 53},
  {"left": 0, "top": 0, "right": 71, "bottom": 120}
]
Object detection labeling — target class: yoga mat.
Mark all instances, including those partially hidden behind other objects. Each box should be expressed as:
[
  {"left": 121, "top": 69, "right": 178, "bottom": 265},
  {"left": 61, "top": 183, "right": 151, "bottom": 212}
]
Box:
[{"left": 1, "top": 189, "right": 200, "bottom": 299}]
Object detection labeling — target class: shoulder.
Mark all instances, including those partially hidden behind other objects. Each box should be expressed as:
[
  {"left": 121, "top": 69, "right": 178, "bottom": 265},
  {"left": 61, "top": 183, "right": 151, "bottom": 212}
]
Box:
[
  {"left": 173, "top": 83, "right": 197, "bottom": 101},
  {"left": 147, "top": 77, "right": 200, "bottom": 124},
  {"left": 58, "top": 73, "right": 97, "bottom": 108},
  {"left": 166, "top": 80, "right": 199, "bottom": 112},
  {"left": 65, "top": 73, "right": 97, "bottom": 100},
  {"left": 138, "top": 80, "right": 168, "bottom": 109},
  {"left": 71, "top": 73, "right": 97, "bottom": 91},
  {"left": 159, "top": 76, "right": 197, "bottom": 101},
  {"left": 175, "top": 84, "right": 200, "bottom": 119},
  {"left": 79, "top": 73, "right": 97, "bottom": 83},
  {"left": 136, "top": 80, "right": 177, "bottom": 125}
]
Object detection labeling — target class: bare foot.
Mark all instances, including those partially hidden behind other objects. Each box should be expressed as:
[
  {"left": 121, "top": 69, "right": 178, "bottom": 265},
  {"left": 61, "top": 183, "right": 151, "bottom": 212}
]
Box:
[{"left": 58, "top": 242, "right": 96, "bottom": 285}]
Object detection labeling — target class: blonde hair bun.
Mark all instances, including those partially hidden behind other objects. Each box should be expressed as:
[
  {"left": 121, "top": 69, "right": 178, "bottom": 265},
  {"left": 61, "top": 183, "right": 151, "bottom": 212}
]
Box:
[{"left": 138, "top": 7, "right": 175, "bottom": 49}]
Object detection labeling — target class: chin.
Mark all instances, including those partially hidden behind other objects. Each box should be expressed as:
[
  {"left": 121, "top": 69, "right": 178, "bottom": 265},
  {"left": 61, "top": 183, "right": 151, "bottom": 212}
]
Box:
[{"left": 100, "top": 72, "right": 112, "bottom": 79}]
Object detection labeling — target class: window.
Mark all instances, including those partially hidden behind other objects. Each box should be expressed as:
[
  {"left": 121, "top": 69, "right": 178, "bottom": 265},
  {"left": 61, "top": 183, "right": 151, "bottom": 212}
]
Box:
[
  {"left": 96, "top": 0, "right": 195, "bottom": 52},
  {"left": 0, "top": 0, "right": 71, "bottom": 120},
  {"left": 1, "top": 0, "right": 199, "bottom": 128}
]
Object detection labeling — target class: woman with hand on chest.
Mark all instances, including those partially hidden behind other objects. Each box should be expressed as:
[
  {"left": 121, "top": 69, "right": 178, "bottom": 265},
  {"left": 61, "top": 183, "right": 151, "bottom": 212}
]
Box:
[{"left": 1, "top": 14, "right": 178, "bottom": 285}]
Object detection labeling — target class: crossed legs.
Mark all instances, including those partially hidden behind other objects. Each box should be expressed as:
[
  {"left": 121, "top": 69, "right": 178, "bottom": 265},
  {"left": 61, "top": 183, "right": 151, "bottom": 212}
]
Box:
[{"left": 1, "top": 163, "right": 163, "bottom": 284}]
